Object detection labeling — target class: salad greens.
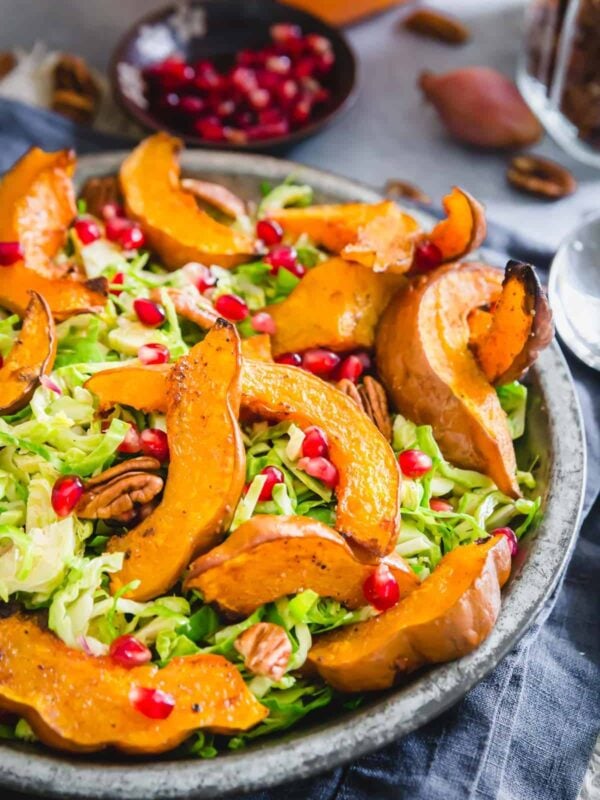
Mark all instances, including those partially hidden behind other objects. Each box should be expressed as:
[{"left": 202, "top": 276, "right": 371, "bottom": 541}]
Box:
[{"left": 0, "top": 179, "right": 542, "bottom": 754}]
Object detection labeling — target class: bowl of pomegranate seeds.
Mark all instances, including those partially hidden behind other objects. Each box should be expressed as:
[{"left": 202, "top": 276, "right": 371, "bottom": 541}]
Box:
[{"left": 110, "top": 0, "right": 357, "bottom": 150}]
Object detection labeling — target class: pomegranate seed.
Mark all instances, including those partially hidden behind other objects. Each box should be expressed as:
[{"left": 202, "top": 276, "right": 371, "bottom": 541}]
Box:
[
  {"left": 413, "top": 241, "right": 443, "bottom": 273},
  {"left": 117, "top": 424, "right": 142, "bottom": 454},
  {"left": 231, "top": 66, "right": 258, "bottom": 94},
  {"left": 258, "top": 465, "right": 285, "bottom": 501},
  {"left": 297, "top": 456, "right": 339, "bottom": 488},
  {"left": 140, "top": 428, "right": 170, "bottom": 462},
  {"left": 224, "top": 127, "right": 248, "bottom": 145},
  {"left": 264, "top": 245, "right": 298, "bottom": 275},
  {"left": 215, "top": 293, "right": 249, "bottom": 322},
  {"left": 429, "top": 498, "right": 453, "bottom": 512},
  {"left": 492, "top": 527, "right": 519, "bottom": 556},
  {"left": 363, "top": 564, "right": 400, "bottom": 611},
  {"left": 74, "top": 218, "right": 101, "bottom": 245},
  {"left": 294, "top": 56, "right": 317, "bottom": 80},
  {"left": 251, "top": 311, "right": 276, "bottom": 334},
  {"left": 256, "top": 218, "right": 283, "bottom": 246},
  {"left": 194, "top": 117, "right": 225, "bottom": 141},
  {"left": 249, "top": 88, "right": 270, "bottom": 110},
  {"left": 315, "top": 51, "right": 335, "bottom": 74},
  {"left": 215, "top": 98, "right": 235, "bottom": 118},
  {"left": 179, "top": 95, "right": 205, "bottom": 115},
  {"left": 101, "top": 202, "right": 125, "bottom": 220},
  {"left": 119, "top": 225, "right": 145, "bottom": 251},
  {"left": 301, "top": 426, "right": 329, "bottom": 458},
  {"left": 271, "top": 23, "right": 302, "bottom": 45},
  {"left": 109, "top": 635, "right": 151, "bottom": 668},
  {"left": 138, "top": 343, "right": 170, "bottom": 365},
  {"left": 183, "top": 264, "right": 216, "bottom": 294},
  {"left": 51, "top": 475, "right": 84, "bottom": 517},
  {"left": 133, "top": 298, "right": 166, "bottom": 328},
  {"left": 275, "top": 352, "right": 302, "bottom": 367},
  {"left": 129, "top": 686, "right": 175, "bottom": 720},
  {"left": 105, "top": 217, "right": 130, "bottom": 242},
  {"left": 302, "top": 348, "right": 340, "bottom": 377},
  {"left": 354, "top": 351, "right": 373, "bottom": 372},
  {"left": 247, "top": 120, "right": 290, "bottom": 140},
  {"left": 110, "top": 272, "right": 125, "bottom": 296},
  {"left": 194, "top": 60, "right": 220, "bottom": 90},
  {"left": 398, "top": 449, "right": 433, "bottom": 479},
  {"left": 305, "top": 34, "right": 332, "bottom": 55},
  {"left": 291, "top": 98, "right": 312, "bottom": 126},
  {"left": 334, "top": 354, "right": 363, "bottom": 383},
  {"left": 266, "top": 55, "right": 291, "bottom": 75},
  {"left": 0, "top": 241, "right": 23, "bottom": 266}
]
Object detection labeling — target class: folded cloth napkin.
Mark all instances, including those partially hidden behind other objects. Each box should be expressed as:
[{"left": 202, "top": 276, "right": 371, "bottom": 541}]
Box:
[{"left": 0, "top": 98, "right": 598, "bottom": 800}]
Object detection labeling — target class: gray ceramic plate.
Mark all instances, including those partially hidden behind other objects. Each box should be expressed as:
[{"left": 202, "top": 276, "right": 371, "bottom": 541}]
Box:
[{"left": 0, "top": 151, "right": 586, "bottom": 800}]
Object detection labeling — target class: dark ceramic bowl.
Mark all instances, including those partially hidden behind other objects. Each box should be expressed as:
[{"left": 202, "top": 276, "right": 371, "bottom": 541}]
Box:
[
  {"left": 109, "top": 0, "right": 358, "bottom": 151},
  {"left": 0, "top": 151, "right": 586, "bottom": 799}
]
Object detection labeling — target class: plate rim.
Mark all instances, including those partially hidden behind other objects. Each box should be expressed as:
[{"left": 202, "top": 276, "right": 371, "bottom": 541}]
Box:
[{"left": 0, "top": 149, "right": 587, "bottom": 800}]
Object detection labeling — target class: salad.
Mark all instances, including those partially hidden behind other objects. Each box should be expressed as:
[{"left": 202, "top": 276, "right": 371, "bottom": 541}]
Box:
[{"left": 0, "top": 134, "right": 552, "bottom": 756}]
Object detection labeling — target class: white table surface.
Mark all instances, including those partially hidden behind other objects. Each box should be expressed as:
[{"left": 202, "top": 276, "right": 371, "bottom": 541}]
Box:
[{"left": 0, "top": 0, "right": 598, "bottom": 796}]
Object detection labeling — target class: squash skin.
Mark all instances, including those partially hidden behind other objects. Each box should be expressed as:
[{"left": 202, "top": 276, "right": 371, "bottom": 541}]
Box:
[
  {"left": 426, "top": 186, "right": 487, "bottom": 263},
  {"left": 185, "top": 514, "right": 419, "bottom": 616},
  {"left": 269, "top": 202, "right": 421, "bottom": 273},
  {"left": 308, "top": 535, "right": 511, "bottom": 692},
  {"left": 120, "top": 133, "right": 256, "bottom": 269},
  {"left": 472, "top": 260, "right": 553, "bottom": 386},
  {"left": 0, "top": 612, "right": 266, "bottom": 753},
  {"left": 376, "top": 262, "right": 520, "bottom": 497},
  {"left": 0, "top": 148, "right": 76, "bottom": 280},
  {"left": 268, "top": 257, "right": 405, "bottom": 355},
  {"left": 0, "top": 292, "right": 57, "bottom": 415},
  {"left": 86, "top": 359, "right": 401, "bottom": 556},
  {"left": 107, "top": 320, "right": 246, "bottom": 601}
]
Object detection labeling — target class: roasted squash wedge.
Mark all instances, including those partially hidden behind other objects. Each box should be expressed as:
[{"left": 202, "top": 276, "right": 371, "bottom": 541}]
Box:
[
  {"left": 241, "top": 334, "right": 273, "bottom": 362},
  {"left": 0, "top": 292, "right": 57, "bottom": 415},
  {"left": 308, "top": 535, "right": 511, "bottom": 691},
  {"left": 376, "top": 262, "right": 520, "bottom": 497},
  {"left": 269, "top": 201, "right": 421, "bottom": 273},
  {"left": 120, "top": 133, "right": 256, "bottom": 269},
  {"left": 185, "top": 515, "right": 419, "bottom": 615},
  {"left": 0, "top": 612, "right": 266, "bottom": 753},
  {"left": 86, "top": 359, "right": 401, "bottom": 556},
  {"left": 470, "top": 260, "right": 553, "bottom": 385},
  {"left": 268, "top": 257, "right": 405, "bottom": 356},
  {"left": 0, "top": 147, "right": 76, "bottom": 279},
  {"left": 107, "top": 320, "right": 246, "bottom": 601},
  {"left": 425, "top": 186, "right": 487, "bottom": 263}
]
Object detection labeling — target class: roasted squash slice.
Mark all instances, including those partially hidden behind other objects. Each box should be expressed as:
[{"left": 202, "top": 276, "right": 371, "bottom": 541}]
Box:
[
  {"left": 268, "top": 257, "right": 405, "bottom": 356},
  {"left": 0, "top": 292, "right": 57, "bottom": 415},
  {"left": 185, "top": 515, "right": 419, "bottom": 616},
  {"left": 269, "top": 201, "right": 421, "bottom": 273},
  {"left": 107, "top": 320, "right": 246, "bottom": 601},
  {"left": 425, "top": 186, "right": 487, "bottom": 263},
  {"left": 470, "top": 260, "right": 553, "bottom": 385},
  {"left": 120, "top": 133, "right": 256, "bottom": 269},
  {"left": 0, "top": 147, "right": 76, "bottom": 280},
  {"left": 241, "top": 334, "right": 273, "bottom": 362},
  {"left": 0, "top": 612, "right": 266, "bottom": 753},
  {"left": 308, "top": 535, "right": 511, "bottom": 692},
  {"left": 86, "top": 359, "right": 401, "bottom": 556},
  {"left": 376, "top": 262, "right": 520, "bottom": 496}
]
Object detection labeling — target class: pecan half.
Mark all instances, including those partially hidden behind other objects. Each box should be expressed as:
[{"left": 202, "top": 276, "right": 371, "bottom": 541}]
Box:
[
  {"left": 52, "top": 54, "right": 101, "bottom": 124},
  {"left": 181, "top": 178, "right": 246, "bottom": 219},
  {"left": 79, "top": 175, "right": 122, "bottom": 218},
  {"left": 0, "top": 52, "right": 16, "bottom": 81},
  {"left": 150, "top": 286, "right": 219, "bottom": 330},
  {"left": 76, "top": 456, "right": 163, "bottom": 523},
  {"left": 359, "top": 377, "right": 393, "bottom": 442},
  {"left": 234, "top": 622, "right": 292, "bottom": 682},
  {"left": 506, "top": 155, "right": 577, "bottom": 200},
  {"left": 385, "top": 179, "right": 431, "bottom": 205},
  {"left": 402, "top": 9, "right": 470, "bottom": 45}
]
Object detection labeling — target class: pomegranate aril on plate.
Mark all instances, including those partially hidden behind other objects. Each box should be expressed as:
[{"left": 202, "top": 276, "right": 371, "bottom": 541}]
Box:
[
  {"left": 138, "top": 342, "right": 170, "bottom": 365},
  {"left": 251, "top": 311, "right": 276, "bottom": 334},
  {"left": 179, "top": 95, "right": 205, "bottom": 115},
  {"left": 258, "top": 465, "right": 285, "bottom": 501},
  {"left": 74, "top": 218, "right": 101, "bottom": 245},
  {"left": 133, "top": 298, "right": 166, "bottom": 328},
  {"left": 194, "top": 117, "right": 225, "bottom": 141},
  {"left": 301, "top": 426, "right": 329, "bottom": 458},
  {"left": 363, "top": 564, "right": 400, "bottom": 611},
  {"left": 0, "top": 241, "right": 23, "bottom": 266},
  {"left": 119, "top": 225, "right": 145, "bottom": 251},
  {"left": 398, "top": 449, "right": 433, "bottom": 479},
  {"left": 413, "top": 241, "right": 443, "bottom": 273},
  {"left": 298, "top": 456, "right": 339, "bottom": 488},
  {"left": 275, "top": 352, "right": 302, "bottom": 367},
  {"left": 101, "top": 202, "right": 125, "bottom": 220},
  {"left": 140, "top": 428, "right": 170, "bottom": 462},
  {"left": 105, "top": 217, "right": 130, "bottom": 242},
  {"left": 429, "top": 498, "right": 453, "bottom": 512},
  {"left": 256, "top": 218, "right": 284, "bottom": 246},
  {"left": 110, "top": 271, "right": 125, "bottom": 296},
  {"left": 334, "top": 354, "right": 364, "bottom": 383},
  {"left": 302, "top": 348, "right": 340, "bottom": 377},
  {"left": 492, "top": 526, "right": 519, "bottom": 556},
  {"left": 265, "top": 245, "right": 298, "bottom": 275},
  {"left": 215, "top": 293, "right": 249, "bottom": 322},
  {"left": 109, "top": 635, "right": 152, "bottom": 668},
  {"left": 117, "top": 423, "right": 142, "bottom": 454},
  {"left": 129, "top": 686, "right": 175, "bottom": 720},
  {"left": 51, "top": 475, "right": 84, "bottom": 517},
  {"left": 271, "top": 23, "right": 302, "bottom": 45}
]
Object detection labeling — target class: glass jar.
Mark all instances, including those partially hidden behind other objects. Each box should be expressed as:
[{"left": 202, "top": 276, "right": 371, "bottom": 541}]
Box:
[{"left": 519, "top": 0, "right": 600, "bottom": 167}]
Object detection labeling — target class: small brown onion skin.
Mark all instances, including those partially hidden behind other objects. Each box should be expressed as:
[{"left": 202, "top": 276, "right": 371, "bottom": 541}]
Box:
[{"left": 419, "top": 67, "right": 543, "bottom": 149}]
